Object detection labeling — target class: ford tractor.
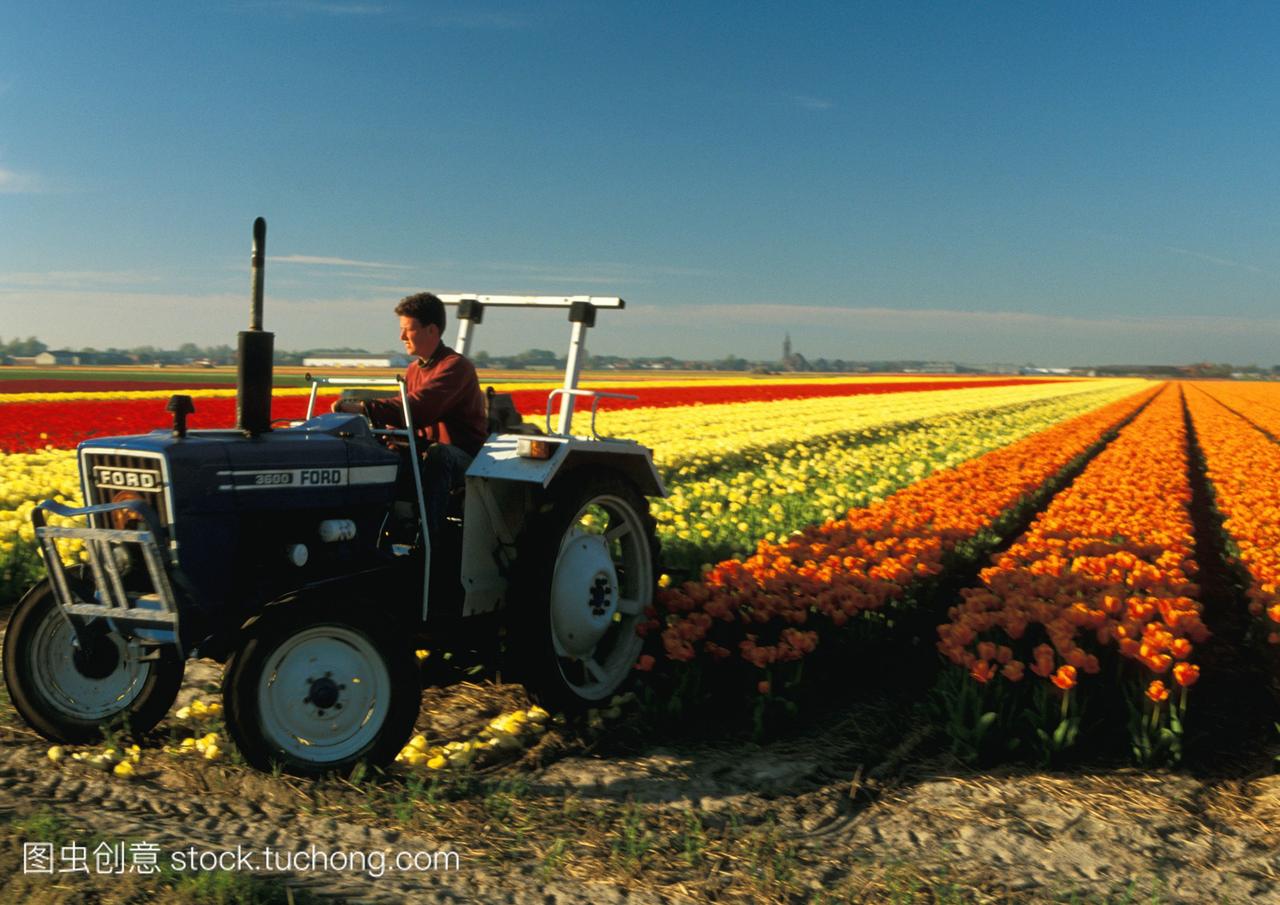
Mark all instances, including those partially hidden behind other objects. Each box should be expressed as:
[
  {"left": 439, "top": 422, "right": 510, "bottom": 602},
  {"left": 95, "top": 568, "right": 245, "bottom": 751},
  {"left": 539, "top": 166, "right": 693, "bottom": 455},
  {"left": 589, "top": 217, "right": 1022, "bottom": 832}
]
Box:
[{"left": 3, "top": 219, "right": 664, "bottom": 775}]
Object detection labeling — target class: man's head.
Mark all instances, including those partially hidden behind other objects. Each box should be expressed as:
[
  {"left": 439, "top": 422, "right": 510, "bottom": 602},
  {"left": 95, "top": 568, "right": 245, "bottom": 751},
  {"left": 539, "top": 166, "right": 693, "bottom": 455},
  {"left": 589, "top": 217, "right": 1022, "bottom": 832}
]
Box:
[{"left": 395, "top": 292, "right": 446, "bottom": 361}]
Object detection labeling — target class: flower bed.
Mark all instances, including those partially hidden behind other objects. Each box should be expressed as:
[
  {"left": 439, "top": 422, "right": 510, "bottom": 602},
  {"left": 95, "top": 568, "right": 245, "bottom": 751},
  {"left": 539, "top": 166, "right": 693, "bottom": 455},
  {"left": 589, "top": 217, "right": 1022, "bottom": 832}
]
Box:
[
  {"left": 936, "top": 385, "right": 1206, "bottom": 764},
  {"left": 647, "top": 384, "right": 1158, "bottom": 727}
]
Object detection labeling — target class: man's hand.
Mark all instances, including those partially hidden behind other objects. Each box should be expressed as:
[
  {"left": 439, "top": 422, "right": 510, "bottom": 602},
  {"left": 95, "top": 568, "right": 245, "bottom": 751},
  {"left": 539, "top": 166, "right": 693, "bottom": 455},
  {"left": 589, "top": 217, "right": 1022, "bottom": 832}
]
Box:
[{"left": 331, "top": 398, "right": 366, "bottom": 415}]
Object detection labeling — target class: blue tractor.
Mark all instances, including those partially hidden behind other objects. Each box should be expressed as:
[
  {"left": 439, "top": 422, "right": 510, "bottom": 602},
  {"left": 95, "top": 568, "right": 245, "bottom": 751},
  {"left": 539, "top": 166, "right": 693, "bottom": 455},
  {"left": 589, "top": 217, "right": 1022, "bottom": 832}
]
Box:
[{"left": 3, "top": 219, "right": 664, "bottom": 775}]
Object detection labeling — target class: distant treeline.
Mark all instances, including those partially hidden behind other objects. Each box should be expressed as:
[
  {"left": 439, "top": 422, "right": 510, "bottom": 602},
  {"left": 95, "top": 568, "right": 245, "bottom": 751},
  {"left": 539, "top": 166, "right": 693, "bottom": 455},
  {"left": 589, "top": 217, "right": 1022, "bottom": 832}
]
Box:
[{"left": 2, "top": 335, "right": 1276, "bottom": 377}]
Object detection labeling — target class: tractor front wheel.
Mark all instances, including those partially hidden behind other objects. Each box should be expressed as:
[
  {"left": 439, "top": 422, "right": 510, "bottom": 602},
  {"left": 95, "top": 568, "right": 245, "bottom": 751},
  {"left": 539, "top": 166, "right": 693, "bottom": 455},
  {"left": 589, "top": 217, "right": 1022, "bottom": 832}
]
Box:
[
  {"left": 2, "top": 578, "right": 185, "bottom": 743},
  {"left": 221, "top": 602, "right": 420, "bottom": 776},
  {"left": 507, "top": 469, "right": 659, "bottom": 711}
]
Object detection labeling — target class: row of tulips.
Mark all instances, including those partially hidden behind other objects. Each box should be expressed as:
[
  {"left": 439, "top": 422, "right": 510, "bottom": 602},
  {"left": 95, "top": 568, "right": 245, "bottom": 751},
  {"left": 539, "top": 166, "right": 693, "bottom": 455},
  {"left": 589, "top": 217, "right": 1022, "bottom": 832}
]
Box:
[
  {"left": 1181, "top": 384, "right": 1280, "bottom": 644},
  {"left": 1188, "top": 381, "right": 1280, "bottom": 446},
  {"left": 0, "top": 381, "right": 1144, "bottom": 579},
  {"left": 0, "top": 372, "right": 1012, "bottom": 399},
  {"left": 646, "top": 383, "right": 1159, "bottom": 725},
  {"left": 936, "top": 384, "right": 1206, "bottom": 765},
  {"left": 604, "top": 378, "right": 1141, "bottom": 477},
  {"left": 651, "top": 382, "right": 1150, "bottom": 572},
  {"left": 0, "top": 376, "right": 1069, "bottom": 453}
]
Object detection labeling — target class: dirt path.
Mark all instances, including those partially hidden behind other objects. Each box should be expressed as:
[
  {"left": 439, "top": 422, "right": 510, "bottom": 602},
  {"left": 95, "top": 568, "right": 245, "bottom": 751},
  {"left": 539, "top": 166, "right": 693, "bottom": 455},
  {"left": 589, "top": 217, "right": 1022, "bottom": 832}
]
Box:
[{"left": 2, "top": 658, "right": 1280, "bottom": 904}]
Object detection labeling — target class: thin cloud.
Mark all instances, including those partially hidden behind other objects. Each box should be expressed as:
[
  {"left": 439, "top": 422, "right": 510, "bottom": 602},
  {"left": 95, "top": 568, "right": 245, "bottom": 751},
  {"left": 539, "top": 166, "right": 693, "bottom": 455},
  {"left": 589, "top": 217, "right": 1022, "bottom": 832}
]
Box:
[
  {"left": 428, "top": 11, "right": 529, "bottom": 29},
  {"left": 255, "top": 0, "right": 389, "bottom": 15},
  {"left": 462, "top": 260, "right": 720, "bottom": 286},
  {"left": 247, "top": 2, "right": 525, "bottom": 24},
  {"left": 0, "top": 166, "right": 42, "bottom": 194},
  {"left": 788, "top": 94, "right": 835, "bottom": 111},
  {"left": 269, "top": 255, "right": 412, "bottom": 270},
  {"left": 370, "top": 285, "right": 427, "bottom": 295},
  {"left": 1163, "top": 245, "right": 1270, "bottom": 276},
  {"left": 631, "top": 303, "right": 1280, "bottom": 339},
  {"left": 0, "top": 270, "right": 161, "bottom": 289}
]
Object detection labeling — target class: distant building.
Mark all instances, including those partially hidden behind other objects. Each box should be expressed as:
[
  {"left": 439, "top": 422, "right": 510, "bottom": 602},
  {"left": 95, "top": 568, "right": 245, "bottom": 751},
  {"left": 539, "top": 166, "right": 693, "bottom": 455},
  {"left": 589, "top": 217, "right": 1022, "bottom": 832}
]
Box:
[
  {"left": 781, "top": 333, "right": 808, "bottom": 371},
  {"left": 34, "top": 351, "right": 81, "bottom": 366},
  {"left": 301, "top": 353, "right": 410, "bottom": 369}
]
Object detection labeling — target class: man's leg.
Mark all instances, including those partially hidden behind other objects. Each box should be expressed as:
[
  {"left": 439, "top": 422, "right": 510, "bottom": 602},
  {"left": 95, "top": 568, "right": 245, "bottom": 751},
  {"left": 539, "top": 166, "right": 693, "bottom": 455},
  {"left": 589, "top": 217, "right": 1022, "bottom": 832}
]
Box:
[{"left": 422, "top": 444, "right": 474, "bottom": 534}]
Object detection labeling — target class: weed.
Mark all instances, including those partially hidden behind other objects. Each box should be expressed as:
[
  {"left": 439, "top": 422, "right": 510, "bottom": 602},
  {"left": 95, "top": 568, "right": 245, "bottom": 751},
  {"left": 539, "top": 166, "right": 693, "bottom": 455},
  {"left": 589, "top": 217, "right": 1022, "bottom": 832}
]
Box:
[
  {"left": 538, "top": 837, "right": 569, "bottom": 883},
  {"left": 610, "top": 803, "right": 655, "bottom": 873},
  {"left": 4, "top": 808, "right": 76, "bottom": 847},
  {"left": 482, "top": 778, "right": 529, "bottom": 823},
  {"left": 678, "top": 810, "right": 706, "bottom": 866}
]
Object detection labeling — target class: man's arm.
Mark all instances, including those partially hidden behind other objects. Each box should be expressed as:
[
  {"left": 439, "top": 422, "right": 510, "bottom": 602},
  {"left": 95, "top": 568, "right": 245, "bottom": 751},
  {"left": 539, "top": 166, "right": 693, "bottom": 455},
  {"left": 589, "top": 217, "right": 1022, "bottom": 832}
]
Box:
[{"left": 364, "top": 357, "right": 475, "bottom": 430}]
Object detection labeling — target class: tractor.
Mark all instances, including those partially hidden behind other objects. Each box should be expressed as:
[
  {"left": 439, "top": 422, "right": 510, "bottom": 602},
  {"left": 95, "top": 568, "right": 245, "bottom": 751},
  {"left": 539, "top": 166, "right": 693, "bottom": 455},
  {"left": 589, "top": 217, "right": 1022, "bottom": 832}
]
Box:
[{"left": 3, "top": 219, "right": 664, "bottom": 775}]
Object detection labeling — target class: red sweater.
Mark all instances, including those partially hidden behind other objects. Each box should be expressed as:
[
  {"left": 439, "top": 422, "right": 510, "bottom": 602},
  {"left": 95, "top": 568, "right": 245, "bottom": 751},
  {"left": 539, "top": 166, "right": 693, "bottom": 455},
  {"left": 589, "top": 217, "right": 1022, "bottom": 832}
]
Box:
[{"left": 363, "top": 345, "right": 487, "bottom": 457}]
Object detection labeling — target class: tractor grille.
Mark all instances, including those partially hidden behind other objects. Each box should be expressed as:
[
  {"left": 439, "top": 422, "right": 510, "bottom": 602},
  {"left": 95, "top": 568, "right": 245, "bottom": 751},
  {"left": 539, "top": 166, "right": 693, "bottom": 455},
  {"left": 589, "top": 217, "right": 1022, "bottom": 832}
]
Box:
[{"left": 83, "top": 452, "right": 172, "bottom": 530}]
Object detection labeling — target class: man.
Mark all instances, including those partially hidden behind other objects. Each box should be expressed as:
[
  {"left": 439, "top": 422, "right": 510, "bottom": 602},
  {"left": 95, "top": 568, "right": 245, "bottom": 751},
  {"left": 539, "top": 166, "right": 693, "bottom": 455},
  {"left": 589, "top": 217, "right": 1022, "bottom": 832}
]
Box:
[{"left": 333, "top": 292, "right": 487, "bottom": 533}]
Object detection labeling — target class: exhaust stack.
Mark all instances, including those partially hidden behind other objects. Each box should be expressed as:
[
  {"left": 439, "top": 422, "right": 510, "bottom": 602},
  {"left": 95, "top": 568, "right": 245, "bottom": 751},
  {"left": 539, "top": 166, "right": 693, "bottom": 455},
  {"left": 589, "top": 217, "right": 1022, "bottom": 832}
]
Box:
[{"left": 236, "top": 217, "right": 274, "bottom": 436}]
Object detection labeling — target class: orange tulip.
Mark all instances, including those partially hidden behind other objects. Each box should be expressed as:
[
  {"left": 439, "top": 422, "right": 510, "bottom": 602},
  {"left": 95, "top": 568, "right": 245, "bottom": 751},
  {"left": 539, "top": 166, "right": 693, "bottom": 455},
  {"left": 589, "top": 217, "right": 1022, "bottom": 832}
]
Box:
[
  {"left": 969, "top": 660, "right": 997, "bottom": 684},
  {"left": 1172, "top": 662, "right": 1200, "bottom": 687},
  {"left": 1146, "top": 680, "right": 1170, "bottom": 704},
  {"left": 1050, "top": 665, "right": 1077, "bottom": 691}
]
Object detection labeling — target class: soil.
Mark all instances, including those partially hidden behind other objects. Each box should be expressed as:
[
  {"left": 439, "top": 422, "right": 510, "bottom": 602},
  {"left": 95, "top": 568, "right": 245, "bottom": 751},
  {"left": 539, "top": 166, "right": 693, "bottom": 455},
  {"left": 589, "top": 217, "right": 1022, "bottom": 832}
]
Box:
[{"left": 0, "top": 651, "right": 1277, "bottom": 905}]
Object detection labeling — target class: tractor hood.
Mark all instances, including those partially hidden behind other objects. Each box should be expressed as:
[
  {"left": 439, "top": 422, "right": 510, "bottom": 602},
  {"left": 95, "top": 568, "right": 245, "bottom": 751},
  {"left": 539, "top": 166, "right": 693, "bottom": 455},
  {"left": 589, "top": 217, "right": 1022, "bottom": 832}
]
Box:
[{"left": 76, "top": 412, "right": 399, "bottom": 521}]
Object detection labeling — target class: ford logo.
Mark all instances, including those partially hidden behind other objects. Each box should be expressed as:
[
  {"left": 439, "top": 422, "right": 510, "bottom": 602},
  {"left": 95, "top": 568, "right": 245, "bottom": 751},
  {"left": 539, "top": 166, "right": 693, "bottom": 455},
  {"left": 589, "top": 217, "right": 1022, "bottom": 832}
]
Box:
[{"left": 94, "top": 467, "right": 161, "bottom": 491}]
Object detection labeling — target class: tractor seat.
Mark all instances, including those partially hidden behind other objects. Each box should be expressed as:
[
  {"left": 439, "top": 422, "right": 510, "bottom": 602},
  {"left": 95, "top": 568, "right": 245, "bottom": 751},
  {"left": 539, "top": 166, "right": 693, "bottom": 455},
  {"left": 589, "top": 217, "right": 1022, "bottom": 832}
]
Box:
[{"left": 485, "top": 387, "right": 542, "bottom": 436}]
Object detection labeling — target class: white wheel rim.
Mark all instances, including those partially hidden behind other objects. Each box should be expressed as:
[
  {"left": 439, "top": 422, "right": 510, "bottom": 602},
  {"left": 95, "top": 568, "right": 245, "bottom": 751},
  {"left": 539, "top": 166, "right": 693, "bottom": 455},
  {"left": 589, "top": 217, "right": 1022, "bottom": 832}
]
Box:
[
  {"left": 548, "top": 493, "right": 653, "bottom": 702},
  {"left": 29, "top": 605, "right": 149, "bottom": 721},
  {"left": 256, "top": 625, "right": 392, "bottom": 764}
]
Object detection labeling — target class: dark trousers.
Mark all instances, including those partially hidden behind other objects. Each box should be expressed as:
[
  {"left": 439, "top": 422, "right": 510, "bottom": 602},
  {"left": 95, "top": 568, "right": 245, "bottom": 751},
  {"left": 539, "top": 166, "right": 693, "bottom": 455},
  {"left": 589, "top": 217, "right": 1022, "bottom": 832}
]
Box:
[{"left": 423, "top": 443, "right": 473, "bottom": 534}]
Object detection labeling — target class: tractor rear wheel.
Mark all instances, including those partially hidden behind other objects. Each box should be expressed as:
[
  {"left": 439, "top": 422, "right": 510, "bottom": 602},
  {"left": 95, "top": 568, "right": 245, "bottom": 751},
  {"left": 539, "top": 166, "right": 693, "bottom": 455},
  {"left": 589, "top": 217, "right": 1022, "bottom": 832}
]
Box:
[
  {"left": 2, "top": 578, "right": 184, "bottom": 743},
  {"left": 507, "top": 469, "right": 659, "bottom": 711},
  {"left": 221, "top": 602, "right": 420, "bottom": 776}
]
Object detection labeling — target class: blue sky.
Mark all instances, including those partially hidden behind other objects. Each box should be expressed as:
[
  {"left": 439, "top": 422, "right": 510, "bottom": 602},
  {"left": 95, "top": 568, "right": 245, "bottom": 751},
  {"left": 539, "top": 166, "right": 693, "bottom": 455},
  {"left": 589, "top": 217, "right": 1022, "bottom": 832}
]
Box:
[{"left": 2, "top": 2, "right": 1279, "bottom": 365}]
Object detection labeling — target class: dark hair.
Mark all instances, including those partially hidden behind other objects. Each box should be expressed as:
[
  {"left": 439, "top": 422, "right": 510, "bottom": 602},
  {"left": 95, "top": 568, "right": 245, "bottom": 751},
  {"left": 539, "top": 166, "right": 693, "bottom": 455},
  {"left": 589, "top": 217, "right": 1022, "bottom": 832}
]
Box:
[{"left": 395, "top": 292, "right": 446, "bottom": 333}]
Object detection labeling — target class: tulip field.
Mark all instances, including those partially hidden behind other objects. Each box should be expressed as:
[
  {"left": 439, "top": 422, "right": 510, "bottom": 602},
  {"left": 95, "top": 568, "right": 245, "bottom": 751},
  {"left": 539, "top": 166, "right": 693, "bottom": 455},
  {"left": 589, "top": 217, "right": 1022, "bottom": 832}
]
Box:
[
  {"left": 5, "top": 371, "right": 1280, "bottom": 767},
  {"left": 1, "top": 373, "right": 1134, "bottom": 589}
]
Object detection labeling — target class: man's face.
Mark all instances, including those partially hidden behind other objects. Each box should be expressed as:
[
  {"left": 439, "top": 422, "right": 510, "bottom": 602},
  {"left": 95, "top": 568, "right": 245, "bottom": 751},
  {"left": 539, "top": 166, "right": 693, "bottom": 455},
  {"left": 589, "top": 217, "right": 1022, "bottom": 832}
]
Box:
[{"left": 399, "top": 315, "right": 440, "bottom": 360}]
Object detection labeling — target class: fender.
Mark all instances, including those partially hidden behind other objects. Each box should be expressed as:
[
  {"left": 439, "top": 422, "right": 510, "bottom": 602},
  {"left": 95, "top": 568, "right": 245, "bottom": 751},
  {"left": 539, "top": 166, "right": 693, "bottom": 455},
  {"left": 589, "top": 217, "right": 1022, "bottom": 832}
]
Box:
[
  {"left": 224, "top": 563, "right": 418, "bottom": 652},
  {"left": 465, "top": 434, "right": 666, "bottom": 498},
  {"left": 457, "top": 434, "right": 665, "bottom": 618}
]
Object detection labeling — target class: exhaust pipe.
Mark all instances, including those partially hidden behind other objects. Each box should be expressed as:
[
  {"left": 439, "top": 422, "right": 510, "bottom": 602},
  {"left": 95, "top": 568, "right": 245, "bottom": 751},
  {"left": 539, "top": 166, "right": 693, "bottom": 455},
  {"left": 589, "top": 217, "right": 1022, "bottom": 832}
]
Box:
[{"left": 236, "top": 217, "right": 274, "bottom": 436}]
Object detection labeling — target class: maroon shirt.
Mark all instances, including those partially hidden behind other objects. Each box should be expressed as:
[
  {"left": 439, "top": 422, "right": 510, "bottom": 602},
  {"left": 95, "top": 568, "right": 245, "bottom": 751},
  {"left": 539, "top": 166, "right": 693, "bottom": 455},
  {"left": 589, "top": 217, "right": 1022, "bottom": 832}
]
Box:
[{"left": 363, "top": 345, "right": 487, "bottom": 457}]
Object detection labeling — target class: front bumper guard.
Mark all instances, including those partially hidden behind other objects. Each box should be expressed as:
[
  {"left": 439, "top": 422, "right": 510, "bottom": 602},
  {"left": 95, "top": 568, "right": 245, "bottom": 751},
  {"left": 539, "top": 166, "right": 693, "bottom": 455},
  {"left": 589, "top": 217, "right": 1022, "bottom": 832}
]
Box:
[{"left": 32, "top": 499, "right": 183, "bottom": 658}]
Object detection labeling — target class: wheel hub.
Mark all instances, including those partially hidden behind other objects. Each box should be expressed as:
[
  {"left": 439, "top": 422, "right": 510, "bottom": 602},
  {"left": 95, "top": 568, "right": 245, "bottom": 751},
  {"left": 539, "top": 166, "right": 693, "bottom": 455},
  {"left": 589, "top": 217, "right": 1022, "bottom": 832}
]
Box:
[
  {"left": 257, "top": 628, "right": 390, "bottom": 763},
  {"left": 550, "top": 535, "right": 618, "bottom": 658},
  {"left": 72, "top": 637, "right": 121, "bottom": 680},
  {"left": 30, "top": 608, "right": 148, "bottom": 720},
  {"left": 304, "top": 674, "right": 342, "bottom": 711}
]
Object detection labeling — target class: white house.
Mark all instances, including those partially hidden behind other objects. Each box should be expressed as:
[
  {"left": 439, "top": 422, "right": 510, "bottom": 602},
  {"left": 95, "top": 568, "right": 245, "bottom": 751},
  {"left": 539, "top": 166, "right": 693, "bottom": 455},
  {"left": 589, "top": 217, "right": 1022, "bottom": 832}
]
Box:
[
  {"left": 34, "top": 351, "right": 81, "bottom": 366},
  {"left": 301, "top": 353, "right": 410, "bottom": 369}
]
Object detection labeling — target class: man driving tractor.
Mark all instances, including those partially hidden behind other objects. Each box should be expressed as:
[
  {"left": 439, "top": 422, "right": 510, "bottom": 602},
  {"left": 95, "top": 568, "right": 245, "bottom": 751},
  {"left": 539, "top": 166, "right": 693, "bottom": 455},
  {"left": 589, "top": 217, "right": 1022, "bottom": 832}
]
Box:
[{"left": 332, "top": 291, "right": 486, "bottom": 532}]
